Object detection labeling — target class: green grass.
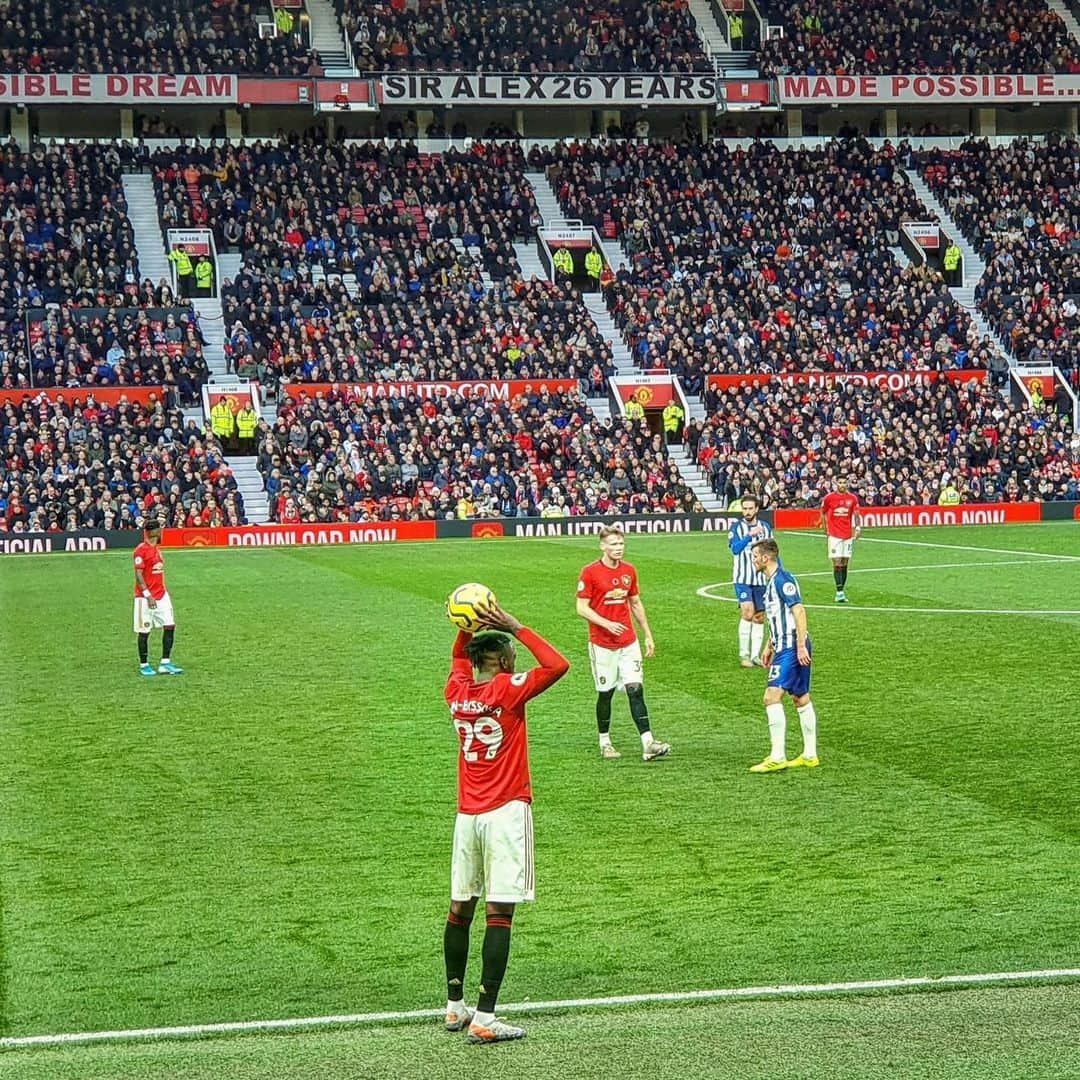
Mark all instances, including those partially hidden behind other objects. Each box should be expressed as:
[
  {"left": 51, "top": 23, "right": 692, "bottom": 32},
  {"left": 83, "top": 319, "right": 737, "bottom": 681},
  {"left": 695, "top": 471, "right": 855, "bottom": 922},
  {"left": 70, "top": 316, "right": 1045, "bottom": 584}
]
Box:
[{"left": 2, "top": 523, "right": 1079, "bottom": 1077}]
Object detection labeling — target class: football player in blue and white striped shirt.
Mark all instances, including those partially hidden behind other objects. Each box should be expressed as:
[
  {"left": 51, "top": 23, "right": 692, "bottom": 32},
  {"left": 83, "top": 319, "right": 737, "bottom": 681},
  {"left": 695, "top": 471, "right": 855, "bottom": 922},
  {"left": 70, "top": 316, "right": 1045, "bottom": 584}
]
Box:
[
  {"left": 727, "top": 495, "right": 771, "bottom": 668},
  {"left": 747, "top": 537, "right": 819, "bottom": 773}
]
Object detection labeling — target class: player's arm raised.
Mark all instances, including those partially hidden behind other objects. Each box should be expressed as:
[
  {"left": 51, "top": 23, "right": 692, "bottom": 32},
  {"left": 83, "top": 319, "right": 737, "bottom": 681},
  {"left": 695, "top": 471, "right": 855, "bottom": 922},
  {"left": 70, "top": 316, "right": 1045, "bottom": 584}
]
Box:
[
  {"left": 484, "top": 602, "right": 570, "bottom": 696},
  {"left": 576, "top": 595, "right": 627, "bottom": 639},
  {"left": 628, "top": 594, "right": 655, "bottom": 658}
]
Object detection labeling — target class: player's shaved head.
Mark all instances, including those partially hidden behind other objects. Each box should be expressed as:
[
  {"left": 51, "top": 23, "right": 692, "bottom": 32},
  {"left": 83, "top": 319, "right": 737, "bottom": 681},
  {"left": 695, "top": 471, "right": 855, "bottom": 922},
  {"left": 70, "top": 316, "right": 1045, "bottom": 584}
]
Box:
[{"left": 465, "top": 632, "right": 515, "bottom": 673}]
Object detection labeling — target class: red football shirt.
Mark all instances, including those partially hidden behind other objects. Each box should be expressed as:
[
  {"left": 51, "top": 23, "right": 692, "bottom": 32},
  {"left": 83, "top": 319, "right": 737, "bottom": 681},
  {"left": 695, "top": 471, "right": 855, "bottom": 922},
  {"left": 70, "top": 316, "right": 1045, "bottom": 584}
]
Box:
[
  {"left": 445, "top": 628, "right": 569, "bottom": 815},
  {"left": 578, "top": 559, "right": 639, "bottom": 649},
  {"left": 821, "top": 491, "right": 861, "bottom": 540},
  {"left": 133, "top": 541, "right": 166, "bottom": 600}
]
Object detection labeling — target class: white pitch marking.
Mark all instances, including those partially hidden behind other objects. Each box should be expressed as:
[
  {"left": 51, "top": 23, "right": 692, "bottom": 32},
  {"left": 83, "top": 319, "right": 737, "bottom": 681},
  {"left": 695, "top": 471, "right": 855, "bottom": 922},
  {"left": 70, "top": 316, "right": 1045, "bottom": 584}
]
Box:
[
  {"left": 785, "top": 531, "right": 1080, "bottom": 562},
  {"left": 3, "top": 968, "right": 1079, "bottom": 1049},
  {"left": 696, "top": 559, "right": 1080, "bottom": 615}
]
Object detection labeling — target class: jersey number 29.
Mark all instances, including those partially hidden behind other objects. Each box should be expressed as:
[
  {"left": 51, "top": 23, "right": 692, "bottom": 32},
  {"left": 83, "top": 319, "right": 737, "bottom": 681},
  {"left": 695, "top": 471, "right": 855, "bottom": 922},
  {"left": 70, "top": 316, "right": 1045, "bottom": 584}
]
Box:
[{"left": 456, "top": 718, "right": 505, "bottom": 762}]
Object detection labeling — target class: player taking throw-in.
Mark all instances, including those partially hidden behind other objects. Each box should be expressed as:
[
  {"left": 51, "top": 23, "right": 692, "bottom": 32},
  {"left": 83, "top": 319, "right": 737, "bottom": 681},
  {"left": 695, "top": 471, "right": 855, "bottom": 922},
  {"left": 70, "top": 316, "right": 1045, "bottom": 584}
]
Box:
[{"left": 443, "top": 599, "right": 570, "bottom": 1044}]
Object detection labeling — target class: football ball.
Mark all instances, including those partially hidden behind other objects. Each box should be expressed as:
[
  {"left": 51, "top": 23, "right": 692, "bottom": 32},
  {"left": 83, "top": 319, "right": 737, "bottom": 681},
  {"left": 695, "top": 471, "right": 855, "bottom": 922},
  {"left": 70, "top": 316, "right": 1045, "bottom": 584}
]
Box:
[{"left": 446, "top": 582, "right": 496, "bottom": 632}]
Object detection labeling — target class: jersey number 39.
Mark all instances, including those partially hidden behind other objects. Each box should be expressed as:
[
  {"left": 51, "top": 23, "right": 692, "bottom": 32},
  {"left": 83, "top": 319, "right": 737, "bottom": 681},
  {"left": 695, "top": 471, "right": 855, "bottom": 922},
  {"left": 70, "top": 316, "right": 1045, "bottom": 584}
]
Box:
[{"left": 456, "top": 718, "right": 505, "bottom": 762}]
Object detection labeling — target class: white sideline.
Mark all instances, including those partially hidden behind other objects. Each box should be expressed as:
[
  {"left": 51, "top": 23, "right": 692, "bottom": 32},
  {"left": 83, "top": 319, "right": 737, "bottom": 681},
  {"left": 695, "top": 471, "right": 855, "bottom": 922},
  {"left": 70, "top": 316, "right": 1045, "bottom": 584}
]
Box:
[
  {"left": 3, "top": 968, "right": 1079, "bottom": 1049},
  {"left": 788, "top": 531, "right": 1080, "bottom": 562}
]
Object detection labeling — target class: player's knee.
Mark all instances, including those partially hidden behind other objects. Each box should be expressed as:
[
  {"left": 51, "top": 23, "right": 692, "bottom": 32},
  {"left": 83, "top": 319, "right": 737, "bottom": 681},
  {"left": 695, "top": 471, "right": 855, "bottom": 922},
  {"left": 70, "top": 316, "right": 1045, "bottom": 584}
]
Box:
[
  {"left": 450, "top": 898, "right": 477, "bottom": 922},
  {"left": 597, "top": 688, "right": 616, "bottom": 703},
  {"left": 753, "top": 612, "right": 765, "bottom": 624},
  {"left": 485, "top": 902, "right": 515, "bottom": 922},
  {"left": 739, "top": 606, "right": 754, "bottom": 621},
  {"left": 625, "top": 682, "right": 643, "bottom": 697}
]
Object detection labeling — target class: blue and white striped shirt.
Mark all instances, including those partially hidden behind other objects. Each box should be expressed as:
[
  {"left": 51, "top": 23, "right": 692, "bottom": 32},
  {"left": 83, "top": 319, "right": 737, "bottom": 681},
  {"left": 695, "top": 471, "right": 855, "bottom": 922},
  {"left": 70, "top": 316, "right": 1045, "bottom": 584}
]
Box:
[
  {"left": 763, "top": 568, "right": 804, "bottom": 652},
  {"left": 728, "top": 518, "right": 772, "bottom": 586}
]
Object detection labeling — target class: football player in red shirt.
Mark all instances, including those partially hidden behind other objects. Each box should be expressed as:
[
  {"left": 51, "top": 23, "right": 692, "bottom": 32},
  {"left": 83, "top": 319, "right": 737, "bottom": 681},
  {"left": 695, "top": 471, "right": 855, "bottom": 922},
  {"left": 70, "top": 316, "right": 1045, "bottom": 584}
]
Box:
[
  {"left": 132, "top": 520, "right": 183, "bottom": 676},
  {"left": 443, "top": 601, "right": 569, "bottom": 1044},
  {"left": 820, "top": 477, "right": 862, "bottom": 603},
  {"left": 576, "top": 525, "right": 671, "bottom": 761}
]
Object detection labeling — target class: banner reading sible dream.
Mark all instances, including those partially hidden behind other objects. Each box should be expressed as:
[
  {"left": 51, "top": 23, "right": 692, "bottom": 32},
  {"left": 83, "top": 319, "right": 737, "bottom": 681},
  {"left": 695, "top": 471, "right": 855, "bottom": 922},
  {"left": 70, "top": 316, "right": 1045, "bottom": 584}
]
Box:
[
  {"left": 281, "top": 378, "right": 580, "bottom": 402},
  {"left": 0, "top": 73, "right": 235, "bottom": 104},
  {"left": 706, "top": 370, "right": 987, "bottom": 392}
]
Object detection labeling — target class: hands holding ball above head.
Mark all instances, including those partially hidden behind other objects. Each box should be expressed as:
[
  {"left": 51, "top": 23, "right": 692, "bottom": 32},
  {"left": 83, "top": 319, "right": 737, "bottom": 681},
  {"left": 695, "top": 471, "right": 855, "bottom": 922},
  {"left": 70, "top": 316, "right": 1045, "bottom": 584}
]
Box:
[{"left": 446, "top": 583, "right": 522, "bottom": 635}]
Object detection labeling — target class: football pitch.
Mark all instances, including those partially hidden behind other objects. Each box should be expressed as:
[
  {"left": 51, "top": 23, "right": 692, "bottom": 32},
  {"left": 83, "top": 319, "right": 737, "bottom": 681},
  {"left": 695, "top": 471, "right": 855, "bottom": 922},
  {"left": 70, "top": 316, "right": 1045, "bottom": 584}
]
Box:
[{"left": 2, "top": 523, "right": 1079, "bottom": 1078}]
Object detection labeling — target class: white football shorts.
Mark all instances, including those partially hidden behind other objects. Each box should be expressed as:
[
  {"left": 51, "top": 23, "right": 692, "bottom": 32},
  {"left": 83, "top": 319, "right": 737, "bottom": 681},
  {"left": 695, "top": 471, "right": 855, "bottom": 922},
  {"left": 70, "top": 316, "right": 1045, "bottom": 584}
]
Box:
[
  {"left": 133, "top": 591, "right": 175, "bottom": 633},
  {"left": 451, "top": 798, "right": 534, "bottom": 904},
  {"left": 827, "top": 536, "right": 855, "bottom": 560},
  {"left": 587, "top": 639, "right": 644, "bottom": 693}
]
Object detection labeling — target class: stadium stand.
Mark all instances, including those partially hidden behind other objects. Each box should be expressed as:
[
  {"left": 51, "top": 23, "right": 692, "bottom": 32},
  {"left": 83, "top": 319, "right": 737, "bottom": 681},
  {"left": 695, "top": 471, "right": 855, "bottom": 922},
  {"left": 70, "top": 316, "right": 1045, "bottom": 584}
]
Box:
[
  {"left": 758, "top": 0, "right": 1080, "bottom": 76},
  {"left": 1, "top": 141, "right": 211, "bottom": 402},
  {"left": 915, "top": 137, "right": 1080, "bottom": 379},
  {"left": 691, "top": 376, "right": 1079, "bottom": 505},
  {"left": 153, "top": 139, "right": 614, "bottom": 386},
  {"left": 0, "top": 392, "right": 246, "bottom": 532},
  {"left": 0, "top": 0, "right": 314, "bottom": 76},
  {"left": 531, "top": 138, "right": 995, "bottom": 388},
  {"left": 340, "top": 0, "right": 711, "bottom": 74},
  {"left": 256, "top": 386, "right": 704, "bottom": 520}
]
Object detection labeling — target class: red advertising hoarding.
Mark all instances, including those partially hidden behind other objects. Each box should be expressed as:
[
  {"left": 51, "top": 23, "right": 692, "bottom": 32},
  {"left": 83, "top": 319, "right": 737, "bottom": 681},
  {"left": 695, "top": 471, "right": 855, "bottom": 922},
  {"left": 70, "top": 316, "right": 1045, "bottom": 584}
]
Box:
[
  {"left": 161, "top": 521, "right": 437, "bottom": 548},
  {"left": 706, "top": 370, "right": 988, "bottom": 392},
  {"left": 0, "top": 386, "right": 168, "bottom": 407},
  {"left": 281, "top": 379, "right": 579, "bottom": 401},
  {"left": 774, "top": 502, "right": 1043, "bottom": 531},
  {"left": 612, "top": 373, "right": 676, "bottom": 409}
]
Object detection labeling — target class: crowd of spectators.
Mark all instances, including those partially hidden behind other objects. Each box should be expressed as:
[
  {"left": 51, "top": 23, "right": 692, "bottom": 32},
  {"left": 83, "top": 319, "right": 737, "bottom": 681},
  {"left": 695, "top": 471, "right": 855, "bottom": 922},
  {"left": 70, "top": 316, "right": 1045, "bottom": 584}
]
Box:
[
  {"left": 255, "top": 384, "right": 703, "bottom": 521},
  {"left": 0, "top": 391, "right": 246, "bottom": 533},
  {"left": 155, "top": 137, "right": 616, "bottom": 387},
  {"left": 533, "top": 137, "right": 994, "bottom": 388},
  {"left": 341, "top": 0, "right": 709, "bottom": 74},
  {"left": 0, "top": 140, "right": 212, "bottom": 401},
  {"left": 758, "top": 0, "right": 1080, "bottom": 77},
  {"left": 0, "top": 0, "right": 313, "bottom": 76},
  {"left": 27, "top": 308, "right": 210, "bottom": 405},
  {"left": 689, "top": 376, "right": 1079, "bottom": 506},
  {"left": 1, "top": 142, "right": 141, "bottom": 311},
  {"left": 916, "top": 137, "right": 1080, "bottom": 377},
  {"left": 154, "top": 138, "right": 538, "bottom": 280},
  {"left": 222, "top": 268, "right": 614, "bottom": 390}
]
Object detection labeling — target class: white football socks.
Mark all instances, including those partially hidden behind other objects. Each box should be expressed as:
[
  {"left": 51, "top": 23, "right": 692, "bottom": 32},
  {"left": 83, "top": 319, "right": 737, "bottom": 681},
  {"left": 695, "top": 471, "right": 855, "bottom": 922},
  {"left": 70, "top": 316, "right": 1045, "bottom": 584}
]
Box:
[
  {"left": 766, "top": 702, "right": 787, "bottom": 762},
  {"left": 797, "top": 702, "right": 818, "bottom": 759},
  {"left": 599, "top": 732, "right": 613, "bottom": 749},
  {"left": 640, "top": 730, "right": 653, "bottom": 749},
  {"left": 749, "top": 621, "right": 765, "bottom": 661},
  {"left": 738, "top": 619, "right": 752, "bottom": 658}
]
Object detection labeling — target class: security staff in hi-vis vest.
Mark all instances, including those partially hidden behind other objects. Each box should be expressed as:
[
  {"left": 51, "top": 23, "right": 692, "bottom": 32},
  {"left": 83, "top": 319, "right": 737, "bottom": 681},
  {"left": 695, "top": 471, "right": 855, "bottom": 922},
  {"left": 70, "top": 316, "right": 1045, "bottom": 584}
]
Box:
[
  {"left": 210, "top": 397, "right": 236, "bottom": 450},
  {"left": 235, "top": 402, "right": 258, "bottom": 448},
  {"left": 585, "top": 248, "right": 603, "bottom": 291},
  {"left": 169, "top": 245, "right": 194, "bottom": 298},
  {"left": 943, "top": 242, "right": 961, "bottom": 286},
  {"left": 552, "top": 246, "right": 574, "bottom": 280},
  {"left": 663, "top": 401, "right": 685, "bottom": 443},
  {"left": 624, "top": 397, "right": 646, "bottom": 421},
  {"left": 194, "top": 256, "right": 214, "bottom": 296}
]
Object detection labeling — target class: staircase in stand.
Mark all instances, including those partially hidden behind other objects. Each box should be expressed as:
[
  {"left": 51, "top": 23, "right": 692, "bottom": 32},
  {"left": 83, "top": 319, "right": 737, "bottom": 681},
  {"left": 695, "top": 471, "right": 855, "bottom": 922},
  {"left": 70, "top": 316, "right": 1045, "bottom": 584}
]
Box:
[
  {"left": 900, "top": 167, "right": 1017, "bottom": 365},
  {"left": 191, "top": 297, "right": 229, "bottom": 380},
  {"left": 305, "top": 0, "right": 356, "bottom": 75},
  {"left": 227, "top": 455, "right": 270, "bottom": 524},
  {"left": 121, "top": 173, "right": 171, "bottom": 287},
  {"left": 667, "top": 445, "right": 726, "bottom": 511}
]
